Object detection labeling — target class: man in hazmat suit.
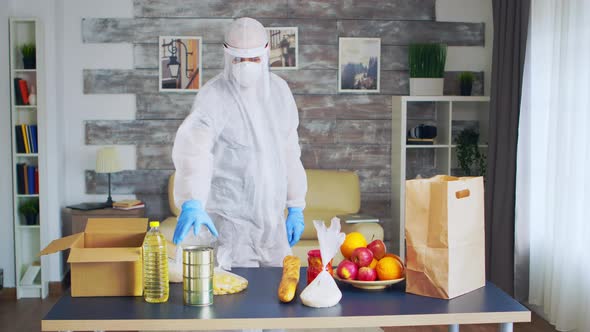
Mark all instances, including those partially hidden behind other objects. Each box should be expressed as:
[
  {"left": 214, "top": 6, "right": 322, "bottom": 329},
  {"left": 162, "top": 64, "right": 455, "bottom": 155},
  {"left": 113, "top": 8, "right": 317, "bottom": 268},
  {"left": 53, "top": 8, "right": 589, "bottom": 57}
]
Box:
[{"left": 171, "top": 17, "right": 307, "bottom": 270}]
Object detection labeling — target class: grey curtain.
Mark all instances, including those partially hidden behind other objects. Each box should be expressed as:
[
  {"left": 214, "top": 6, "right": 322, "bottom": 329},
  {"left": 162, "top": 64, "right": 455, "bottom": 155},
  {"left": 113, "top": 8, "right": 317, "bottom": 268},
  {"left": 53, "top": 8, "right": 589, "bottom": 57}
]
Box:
[{"left": 485, "top": 0, "right": 531, "bottom": 296}]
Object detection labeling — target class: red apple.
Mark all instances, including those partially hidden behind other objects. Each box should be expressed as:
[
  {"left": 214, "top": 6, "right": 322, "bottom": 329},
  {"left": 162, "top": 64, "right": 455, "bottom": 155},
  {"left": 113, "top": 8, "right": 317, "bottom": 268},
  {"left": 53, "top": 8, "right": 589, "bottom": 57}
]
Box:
[
  {"left": 357, "top": 266, "right": 377, "bottom": 281},
  {"left": 350, "top": 247, "right": 374, "bottom": 267},
  {"left": 367, "top": 239, "right": 387, "bottom": 260},
  {"left": 336, "top": 259, "right": 358, "bottom": 280}
]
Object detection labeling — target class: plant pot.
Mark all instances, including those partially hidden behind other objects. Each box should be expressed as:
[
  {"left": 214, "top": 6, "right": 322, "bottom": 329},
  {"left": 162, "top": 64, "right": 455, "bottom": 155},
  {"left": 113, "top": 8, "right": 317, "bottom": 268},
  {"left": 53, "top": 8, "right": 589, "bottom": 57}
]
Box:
[
  {"left": 410, "top": 78, "right": 444, "bottom": 96},
  {"left": 22, "top": 57, "right": 36, "bottom": 69},
  {"left": 24, "top": 214, "right": 38, "bottom": 225},
  {"left": 460, "top": 82, "right": 473, "bottom": 96}
]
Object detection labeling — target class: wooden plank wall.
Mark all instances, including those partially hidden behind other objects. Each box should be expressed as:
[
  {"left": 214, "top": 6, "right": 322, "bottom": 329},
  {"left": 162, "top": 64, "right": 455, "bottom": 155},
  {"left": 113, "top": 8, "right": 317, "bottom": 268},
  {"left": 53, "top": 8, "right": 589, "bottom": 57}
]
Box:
[{"left": 83, "top": 0, "right": 485, "bottom": 241}]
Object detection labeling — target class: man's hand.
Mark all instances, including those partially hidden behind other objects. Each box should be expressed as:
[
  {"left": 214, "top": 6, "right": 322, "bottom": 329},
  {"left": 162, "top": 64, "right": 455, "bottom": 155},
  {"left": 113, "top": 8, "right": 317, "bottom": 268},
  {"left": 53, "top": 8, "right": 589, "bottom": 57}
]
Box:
[
  {"left": 285, "top": 207, "right": 305, "bottom": 247},
  {"left": 173, "top": 200, "right": 218, "bottom": 245}
]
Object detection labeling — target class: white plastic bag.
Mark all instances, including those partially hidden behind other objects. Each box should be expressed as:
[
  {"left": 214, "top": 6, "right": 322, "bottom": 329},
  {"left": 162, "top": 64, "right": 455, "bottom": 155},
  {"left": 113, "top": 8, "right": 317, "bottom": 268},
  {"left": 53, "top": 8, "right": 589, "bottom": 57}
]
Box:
[{"left": 300, "top": 218, "right": 346, "bottom": 308}]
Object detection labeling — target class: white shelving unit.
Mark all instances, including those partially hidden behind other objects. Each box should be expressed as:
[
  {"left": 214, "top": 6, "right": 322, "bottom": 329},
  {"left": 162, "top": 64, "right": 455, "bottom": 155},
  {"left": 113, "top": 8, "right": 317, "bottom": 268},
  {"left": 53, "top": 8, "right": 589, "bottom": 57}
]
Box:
[
  {"left": 391, "top": 96, "right": 490, "bottom": 258},
  {"left": 9, "top": 17, "right": 48, "bottom": 298}
]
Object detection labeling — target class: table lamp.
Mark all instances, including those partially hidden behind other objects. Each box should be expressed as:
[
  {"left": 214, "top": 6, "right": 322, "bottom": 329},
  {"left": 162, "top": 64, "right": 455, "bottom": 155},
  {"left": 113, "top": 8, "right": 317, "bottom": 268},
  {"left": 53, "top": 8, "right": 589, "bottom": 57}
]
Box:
[{"left": 96, "top": 147, "right": 122, "bottom": 207}]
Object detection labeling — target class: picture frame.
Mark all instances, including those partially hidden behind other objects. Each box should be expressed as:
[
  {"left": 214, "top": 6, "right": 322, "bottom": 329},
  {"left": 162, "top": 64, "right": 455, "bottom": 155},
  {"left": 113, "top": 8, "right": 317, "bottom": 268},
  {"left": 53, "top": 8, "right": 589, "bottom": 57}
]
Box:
[
  {"left": 338, "top": 37, "right": 381, "bottom": 93},
  {"left": 159, "top": 36, "right": 202, "bottom": 92},
  {"left": 266, "top": 27, "right": 298, "bottom": 70}
]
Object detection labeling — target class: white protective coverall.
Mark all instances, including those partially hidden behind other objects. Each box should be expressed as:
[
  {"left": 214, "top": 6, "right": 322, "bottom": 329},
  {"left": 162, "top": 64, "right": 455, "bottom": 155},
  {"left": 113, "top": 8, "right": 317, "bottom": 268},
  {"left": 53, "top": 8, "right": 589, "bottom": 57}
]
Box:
[{"left": 172, "top": 17, "right": 307, "bottom": 269}]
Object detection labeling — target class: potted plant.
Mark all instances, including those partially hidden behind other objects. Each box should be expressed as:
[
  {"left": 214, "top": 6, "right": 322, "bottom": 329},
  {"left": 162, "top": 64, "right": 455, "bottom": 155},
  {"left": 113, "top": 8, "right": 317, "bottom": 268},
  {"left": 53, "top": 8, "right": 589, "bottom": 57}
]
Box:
[
  {"left": 19, "top": 198, "right": 39, "bottom": 225},
  {"left": 455, "top": 128, "right": 486, "bottom": 176},
  {"left": 408, "top": 43, "right": 447, "bottom": 96},
  {"left": 459, "top": 71, "right": 475, "bottom": 96},
  {"left": 19, "top": 43, "right": 36, "bottom": 69}
]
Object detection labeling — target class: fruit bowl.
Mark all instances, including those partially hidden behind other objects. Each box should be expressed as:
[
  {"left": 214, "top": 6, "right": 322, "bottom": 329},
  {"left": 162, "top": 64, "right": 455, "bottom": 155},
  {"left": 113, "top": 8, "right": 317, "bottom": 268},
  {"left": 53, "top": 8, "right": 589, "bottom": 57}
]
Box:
[{"left": 333, "top": 275, "right": 405, "bottom": 290}]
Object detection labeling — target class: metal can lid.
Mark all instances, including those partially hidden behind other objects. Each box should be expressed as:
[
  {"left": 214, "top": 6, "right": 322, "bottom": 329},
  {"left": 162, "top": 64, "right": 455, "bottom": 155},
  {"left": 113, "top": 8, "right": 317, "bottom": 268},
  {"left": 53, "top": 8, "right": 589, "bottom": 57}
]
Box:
[{"left": 183, "top": 246, "right": 214, "bottom": 265}]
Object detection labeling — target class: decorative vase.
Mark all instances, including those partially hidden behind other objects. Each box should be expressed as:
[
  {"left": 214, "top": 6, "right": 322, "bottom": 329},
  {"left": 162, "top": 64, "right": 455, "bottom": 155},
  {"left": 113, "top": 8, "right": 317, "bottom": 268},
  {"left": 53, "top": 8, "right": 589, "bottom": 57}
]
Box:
[
  {"left": 22, "top": 57, "right": 36, "bottom": 69},
  {"left": 29, "top": 85, "right": 37, "bottom": 105},
  {"left": 25, "top": 214, "right": 38, "bottom": 225},
  {"left": 460, "top": 81, "right": 473, "bottom": 96},
  {"left": 410, "top": 78, "right": 444, "bottom": 96}
]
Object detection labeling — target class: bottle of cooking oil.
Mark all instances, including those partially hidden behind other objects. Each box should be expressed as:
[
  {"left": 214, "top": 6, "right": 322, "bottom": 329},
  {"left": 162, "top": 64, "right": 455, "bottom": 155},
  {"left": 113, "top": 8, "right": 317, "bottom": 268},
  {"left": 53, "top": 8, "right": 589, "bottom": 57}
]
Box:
[{"left": 143, "top": 221, "right": 169, "bottom": 303}]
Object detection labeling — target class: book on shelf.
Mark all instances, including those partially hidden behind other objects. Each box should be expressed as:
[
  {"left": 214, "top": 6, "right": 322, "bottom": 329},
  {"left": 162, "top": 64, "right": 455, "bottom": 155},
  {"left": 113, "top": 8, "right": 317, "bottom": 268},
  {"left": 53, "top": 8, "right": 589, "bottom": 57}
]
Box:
[
  {"left": 406, "top": 138, "right": 435, "bottom": 145},
  {"left": 16, "top": 163, "right": 25, "bottom": 194},
  {"left": 13, "top": 78, "right": 23, "bottom": 105},
  {"left": 18, "top": 79, "right": 29, "bottom": 105},
  {"left": 14, "top": 126, "right": 25, "bottom": 153},
  {"left": 26, "top": 125, "right": 32, "bottom": 153},
  {"left": 335, "top": 213, "right": 380, "bottom": 224},
  {"left": 30, "top": 125, "right": 37, "bottom": 153},
  {"left": 113, "top": 204, "right": 145, "bottom": 211},
  {"left": 21, "top": 125, "right": 30, "bottom": 153},
  {"left": 16, "top": 163, "right": 39, "bottom": 195},
  {"left": 23, "top": 164, "right": 29, "bottom": 195},
  {"left": 113, "top": 199, "right": 143, "bottom": 208},
  {"left": 27, "top": 166, "right": 35, "bottom": 195},
  {"left": 14, "top": 124, "right": 38, "bottom": 153},
  {"left": 34, "top": 167, "right": 39, "bottom": 194}
]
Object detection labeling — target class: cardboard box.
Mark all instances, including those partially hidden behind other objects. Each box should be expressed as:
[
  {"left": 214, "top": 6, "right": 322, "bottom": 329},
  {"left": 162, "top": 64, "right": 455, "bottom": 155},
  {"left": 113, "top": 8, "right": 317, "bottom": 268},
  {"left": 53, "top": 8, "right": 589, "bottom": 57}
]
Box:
[{"left": 40, "top": 218, "right": 148, "bottom": 297}]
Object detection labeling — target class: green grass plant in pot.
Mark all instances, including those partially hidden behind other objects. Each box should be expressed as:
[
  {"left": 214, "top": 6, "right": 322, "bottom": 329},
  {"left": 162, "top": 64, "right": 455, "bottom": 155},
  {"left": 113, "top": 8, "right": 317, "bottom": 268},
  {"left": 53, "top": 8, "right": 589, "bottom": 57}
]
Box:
[
  {"left": 459, "top": 71, "right": 475, "bottom": 96},
  {"left": 19, "top": 43, "right": 36, "bottom": 69},
  {"left": 455, "top": 128, "right": 486, "bottom": 176},
  {"left": 19, "top": 198, "right": 39, "bottom": 225},
  {"left": 408, "top": 43, "right": 447, "bottom": 96}
]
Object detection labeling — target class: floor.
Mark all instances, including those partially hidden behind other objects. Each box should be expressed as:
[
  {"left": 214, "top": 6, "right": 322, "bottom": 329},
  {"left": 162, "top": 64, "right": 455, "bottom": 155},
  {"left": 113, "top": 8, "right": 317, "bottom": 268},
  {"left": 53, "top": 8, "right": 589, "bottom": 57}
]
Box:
[{"left": 0, "top": 289, "right": 557, "bottom": 332}]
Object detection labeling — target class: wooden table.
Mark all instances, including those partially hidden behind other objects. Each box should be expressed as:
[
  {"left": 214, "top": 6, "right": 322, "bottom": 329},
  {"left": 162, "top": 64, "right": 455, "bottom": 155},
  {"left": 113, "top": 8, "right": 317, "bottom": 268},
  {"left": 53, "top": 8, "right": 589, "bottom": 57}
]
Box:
[{"left": 42, "top": 267, "right": 530, "bottom": 331}]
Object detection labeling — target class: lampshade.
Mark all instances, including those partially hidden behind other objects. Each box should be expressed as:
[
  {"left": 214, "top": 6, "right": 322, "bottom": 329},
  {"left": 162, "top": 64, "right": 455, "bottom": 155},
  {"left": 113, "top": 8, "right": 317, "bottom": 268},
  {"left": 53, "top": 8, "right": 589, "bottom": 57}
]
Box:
[{"left": 95, "top": 147, "right": 122, "bottom": 173}]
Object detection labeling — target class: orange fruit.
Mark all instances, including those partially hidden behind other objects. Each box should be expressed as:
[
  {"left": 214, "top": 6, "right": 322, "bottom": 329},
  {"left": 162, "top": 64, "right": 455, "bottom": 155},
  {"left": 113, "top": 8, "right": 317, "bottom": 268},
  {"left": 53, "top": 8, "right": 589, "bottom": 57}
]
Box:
[
  {"left": 340, "top": 232, "right": 367, "bottom": 259},
  {"left": 376, "top": 257, "right": 404, "bottom": 280},
  {"left": 368, "top": 258, "right": 378, "bottom": 269},
  {"left": 384, "top": 253, "right": 404, "bottom": 267}
]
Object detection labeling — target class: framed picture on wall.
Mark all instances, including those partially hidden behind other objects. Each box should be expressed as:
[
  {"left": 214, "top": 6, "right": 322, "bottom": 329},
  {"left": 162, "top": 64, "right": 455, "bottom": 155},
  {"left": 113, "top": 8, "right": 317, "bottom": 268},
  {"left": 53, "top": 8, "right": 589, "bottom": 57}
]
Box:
[
  {"left": 159, "top": 36, "right": 202, "bottom": 92},
  {"left": 338, "top": 37, "right": 381, "bottom": 93},
  {"left": 266, "top": 27, "right": 298, "bottom": 70}
]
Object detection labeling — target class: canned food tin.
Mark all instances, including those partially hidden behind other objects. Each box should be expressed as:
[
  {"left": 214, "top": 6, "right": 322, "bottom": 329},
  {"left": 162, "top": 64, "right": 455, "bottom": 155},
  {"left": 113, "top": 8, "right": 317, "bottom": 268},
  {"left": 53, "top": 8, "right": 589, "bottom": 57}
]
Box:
[
  {"left": 182, "top": 263, "right": 214, "bottom": 278},
  {"left": 182, "top": 246, "right": 214, "bottom": 265},
  {"left": 183, "top": 289, "right": 214, "bottom": 306},
  {"left": 183, "top": 276, "right": 213, "bottom": 292}
]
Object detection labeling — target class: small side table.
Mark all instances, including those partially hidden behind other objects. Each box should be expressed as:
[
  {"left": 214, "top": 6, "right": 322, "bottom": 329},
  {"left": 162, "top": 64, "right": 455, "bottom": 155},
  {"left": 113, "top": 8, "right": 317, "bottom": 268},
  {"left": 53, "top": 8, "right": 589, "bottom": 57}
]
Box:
[{"left": 63, "top": 207, "right": 146, "bottom": 235}]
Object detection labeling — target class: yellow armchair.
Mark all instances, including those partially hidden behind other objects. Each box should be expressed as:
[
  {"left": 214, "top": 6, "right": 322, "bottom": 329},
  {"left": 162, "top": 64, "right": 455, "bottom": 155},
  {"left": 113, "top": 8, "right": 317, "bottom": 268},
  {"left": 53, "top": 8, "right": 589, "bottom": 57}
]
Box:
[{"left": 159, "top": 170, "right": 384, "bottom": 267}]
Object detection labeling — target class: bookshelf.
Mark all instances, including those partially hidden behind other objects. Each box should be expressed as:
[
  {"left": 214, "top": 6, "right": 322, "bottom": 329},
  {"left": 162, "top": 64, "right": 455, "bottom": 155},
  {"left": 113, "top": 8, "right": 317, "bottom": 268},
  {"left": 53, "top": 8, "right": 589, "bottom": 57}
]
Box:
[
  {"left": 9, "top": 17, "right": 48, "bottom": 298},
  {"left": 391, "top": 96, "right": 490, "bottom": 258}
]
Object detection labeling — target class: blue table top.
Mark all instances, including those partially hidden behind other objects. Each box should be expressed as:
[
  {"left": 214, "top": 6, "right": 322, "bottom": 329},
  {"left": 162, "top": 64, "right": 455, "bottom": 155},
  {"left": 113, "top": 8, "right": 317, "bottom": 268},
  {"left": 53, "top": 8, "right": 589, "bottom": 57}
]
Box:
[{"left": 43, "top": 267, "right": 530, "bottom": 331}]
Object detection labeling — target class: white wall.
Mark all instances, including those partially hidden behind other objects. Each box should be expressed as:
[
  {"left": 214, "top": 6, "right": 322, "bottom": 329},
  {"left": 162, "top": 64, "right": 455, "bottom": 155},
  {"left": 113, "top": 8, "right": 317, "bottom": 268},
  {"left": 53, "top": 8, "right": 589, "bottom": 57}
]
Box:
[
  {"left": 437, "top": 0, "right": 494, "bottom": 96},
  {"left": 59, "top": 0, "right": 135, "bottom": 209}
]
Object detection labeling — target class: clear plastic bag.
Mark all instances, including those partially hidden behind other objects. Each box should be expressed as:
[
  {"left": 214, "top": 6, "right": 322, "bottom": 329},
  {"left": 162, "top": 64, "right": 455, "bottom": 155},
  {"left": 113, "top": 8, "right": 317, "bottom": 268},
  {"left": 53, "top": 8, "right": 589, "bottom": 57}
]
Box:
[
  {"left": 213, "top": 268, "right": 248, "bottom": 295},
  {"left": 168, "top": 225, "right": 218, "bottom": 283},
  {"left": 300, "top": 218, "right": 346, "bottom": 308}
]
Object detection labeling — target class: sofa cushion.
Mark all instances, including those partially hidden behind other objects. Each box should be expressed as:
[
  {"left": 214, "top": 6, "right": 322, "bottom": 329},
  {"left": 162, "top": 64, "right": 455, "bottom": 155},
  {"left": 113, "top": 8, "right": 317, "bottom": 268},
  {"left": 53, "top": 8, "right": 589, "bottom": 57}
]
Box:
[
  {"left": 301, "top": 208, "right": 349, "bottom": 240},
  {"left": 168, "top": 173, "right": 180, "bottom": 217},
  {"left": 305, "top": 169, "right": 360, "bottom": 213}
]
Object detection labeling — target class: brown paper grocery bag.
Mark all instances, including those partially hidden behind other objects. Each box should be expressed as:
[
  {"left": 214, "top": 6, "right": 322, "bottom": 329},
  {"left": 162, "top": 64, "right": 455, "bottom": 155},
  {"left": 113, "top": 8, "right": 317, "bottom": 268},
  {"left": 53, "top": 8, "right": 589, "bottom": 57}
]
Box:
[{"left": 405, "top": 175, "right": 485, "bottom": 299}]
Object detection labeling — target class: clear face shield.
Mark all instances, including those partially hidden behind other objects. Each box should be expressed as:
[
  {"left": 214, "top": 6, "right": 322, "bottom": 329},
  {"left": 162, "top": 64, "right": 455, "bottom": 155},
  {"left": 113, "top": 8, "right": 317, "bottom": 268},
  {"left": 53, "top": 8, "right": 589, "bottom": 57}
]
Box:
[{"left": 223, "top": 43, "right": 271, "bottom": 97}]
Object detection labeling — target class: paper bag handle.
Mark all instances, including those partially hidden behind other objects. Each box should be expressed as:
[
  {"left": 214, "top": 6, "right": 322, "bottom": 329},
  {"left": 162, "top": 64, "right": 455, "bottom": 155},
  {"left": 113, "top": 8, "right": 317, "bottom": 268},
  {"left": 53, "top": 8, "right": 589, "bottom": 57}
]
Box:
[{"left": 455, "top": 189, "right": 470, "bottom": 199}]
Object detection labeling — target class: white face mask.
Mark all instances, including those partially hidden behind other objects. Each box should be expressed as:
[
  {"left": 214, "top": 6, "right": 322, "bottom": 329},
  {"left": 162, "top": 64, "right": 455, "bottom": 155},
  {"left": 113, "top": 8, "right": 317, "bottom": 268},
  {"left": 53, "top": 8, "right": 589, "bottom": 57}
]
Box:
[{"left": 231, "top": 61, "right": 262, "bottom": 88}]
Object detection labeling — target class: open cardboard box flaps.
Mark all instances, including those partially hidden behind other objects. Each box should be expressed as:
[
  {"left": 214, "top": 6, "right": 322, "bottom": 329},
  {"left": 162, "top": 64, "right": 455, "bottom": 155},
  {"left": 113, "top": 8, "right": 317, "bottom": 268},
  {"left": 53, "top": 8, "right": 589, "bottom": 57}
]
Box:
[{"left": 40, "top": 218, "right": 148, "bottom": 297}]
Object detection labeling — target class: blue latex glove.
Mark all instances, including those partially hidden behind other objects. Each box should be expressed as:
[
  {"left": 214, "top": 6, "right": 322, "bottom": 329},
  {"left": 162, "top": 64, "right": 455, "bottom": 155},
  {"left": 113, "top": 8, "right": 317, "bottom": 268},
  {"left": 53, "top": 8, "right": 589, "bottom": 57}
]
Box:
[
  {"left": 173, "top": 200, "right": 218, "bottom": 245},
  {"left": 285, "top": 207, "right": 305, "bottom": 247}
]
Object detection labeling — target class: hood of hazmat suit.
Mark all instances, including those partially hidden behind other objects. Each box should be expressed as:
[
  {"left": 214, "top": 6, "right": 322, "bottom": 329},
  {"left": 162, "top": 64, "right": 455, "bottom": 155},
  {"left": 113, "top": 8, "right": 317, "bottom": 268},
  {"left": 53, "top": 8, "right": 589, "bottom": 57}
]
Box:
[{"left": 172, "top": 17, "right": 307, "bottom": 269}]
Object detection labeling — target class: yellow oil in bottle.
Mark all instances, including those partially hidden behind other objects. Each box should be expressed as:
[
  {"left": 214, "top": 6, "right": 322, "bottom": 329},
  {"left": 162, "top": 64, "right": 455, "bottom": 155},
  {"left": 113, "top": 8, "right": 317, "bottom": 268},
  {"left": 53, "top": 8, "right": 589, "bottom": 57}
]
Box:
[{"left": 143, "top": 221, "right": 169, "bottom": 303}]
